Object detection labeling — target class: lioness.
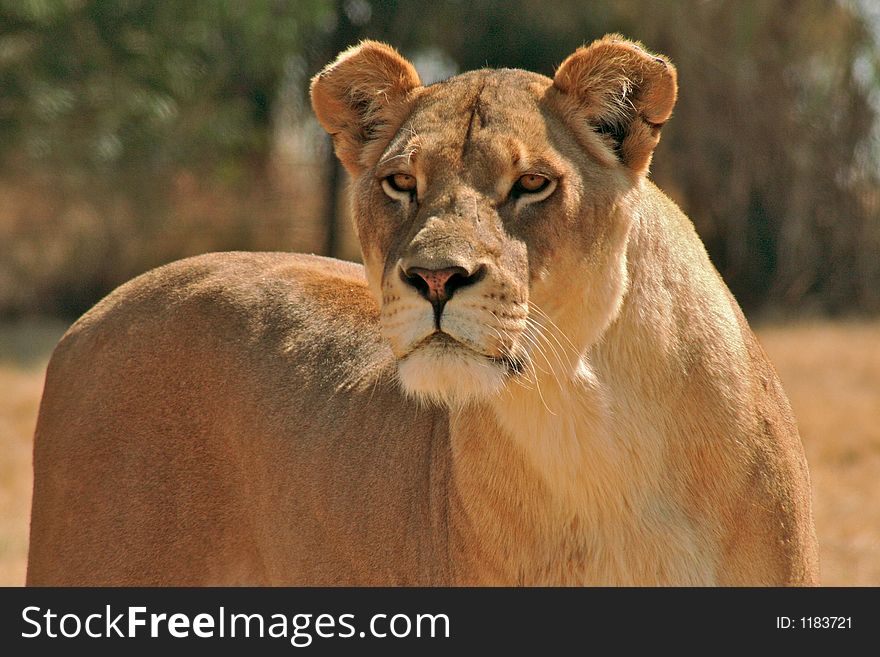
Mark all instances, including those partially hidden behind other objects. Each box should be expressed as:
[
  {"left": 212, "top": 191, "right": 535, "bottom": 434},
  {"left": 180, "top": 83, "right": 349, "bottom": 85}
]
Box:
[{"left": 27, "top": 36, "right": 818, "bottom": 585}]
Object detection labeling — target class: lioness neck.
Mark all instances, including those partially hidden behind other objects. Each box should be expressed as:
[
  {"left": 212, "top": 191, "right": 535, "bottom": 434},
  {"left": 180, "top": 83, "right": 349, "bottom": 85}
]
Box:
[{"left": 446, "top": 185, "right": 723, "bottom": 585}]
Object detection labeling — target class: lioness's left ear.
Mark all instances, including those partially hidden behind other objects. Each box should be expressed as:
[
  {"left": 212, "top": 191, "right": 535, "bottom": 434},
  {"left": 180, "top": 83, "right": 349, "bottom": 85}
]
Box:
[
  {"left": 553, "top": 34, "right": 677, "bottom": 176},
  {"left": 310, "top": 41, "right": 422, "bottom": 175}
]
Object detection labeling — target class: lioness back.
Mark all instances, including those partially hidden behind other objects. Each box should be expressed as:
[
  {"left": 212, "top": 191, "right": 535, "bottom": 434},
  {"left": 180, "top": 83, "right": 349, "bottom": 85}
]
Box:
[{"left": 28, "top": 252, "right": 450, "bottom": 585}]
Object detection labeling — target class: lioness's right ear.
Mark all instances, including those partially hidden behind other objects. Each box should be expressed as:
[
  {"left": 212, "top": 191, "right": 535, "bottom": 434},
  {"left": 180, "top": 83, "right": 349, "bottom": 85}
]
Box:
[
  {"left": 553, "top": 34, "right": 677, "bottom": 176},
  {"left": 310, "top": 41, "right": 422, "bottom": 175}
]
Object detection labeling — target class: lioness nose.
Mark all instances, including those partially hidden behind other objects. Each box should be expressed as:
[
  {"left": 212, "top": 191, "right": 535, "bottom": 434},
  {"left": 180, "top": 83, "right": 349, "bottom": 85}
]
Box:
[{"left": 401, "top": 265, "right": 484, "bottom": 304}]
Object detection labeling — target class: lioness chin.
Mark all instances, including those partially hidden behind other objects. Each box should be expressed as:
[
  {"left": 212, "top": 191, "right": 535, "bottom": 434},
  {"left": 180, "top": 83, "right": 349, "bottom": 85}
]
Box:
[{"left": 27, "top": 35, "right": 819, "bottom": 586}]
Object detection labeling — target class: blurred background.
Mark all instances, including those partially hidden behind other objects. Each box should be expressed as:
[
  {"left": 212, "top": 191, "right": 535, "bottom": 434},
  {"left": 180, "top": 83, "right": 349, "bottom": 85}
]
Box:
[{"left": 0, "top": 0, "right": 878, "bottom": 585}]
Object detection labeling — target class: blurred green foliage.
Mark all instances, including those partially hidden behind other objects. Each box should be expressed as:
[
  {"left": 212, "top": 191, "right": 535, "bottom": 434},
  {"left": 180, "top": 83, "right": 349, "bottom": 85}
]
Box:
[
  {"left": 1, "top": 0, "right": 878, "bottom": 317},
  {"left": 1, "top": 0, "right": 326, "bottom": 179}
]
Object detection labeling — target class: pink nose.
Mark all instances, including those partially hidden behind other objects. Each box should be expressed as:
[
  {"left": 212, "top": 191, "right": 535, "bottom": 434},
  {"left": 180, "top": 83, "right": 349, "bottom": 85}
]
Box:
[
  {"left": 403, "top": 266, "right": 478, "bottom": 304},
  {"left": 411, "top": 267, "right": 458, "bottom": 298}
]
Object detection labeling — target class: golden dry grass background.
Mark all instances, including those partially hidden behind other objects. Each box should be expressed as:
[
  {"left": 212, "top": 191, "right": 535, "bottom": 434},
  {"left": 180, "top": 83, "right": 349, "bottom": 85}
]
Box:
[{"left": 0, "top": 318, "right": 877, "bottom": 586}]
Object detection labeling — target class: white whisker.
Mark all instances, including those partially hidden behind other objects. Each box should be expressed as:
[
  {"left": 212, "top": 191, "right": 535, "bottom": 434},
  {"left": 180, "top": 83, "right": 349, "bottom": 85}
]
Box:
[
  {"left": 529, "top": 301, "right": 579, "bottom": 354},
  {"left": 523, "top": 321, "right": 565, "bottom": 397},
  {"left": 526, "top": 316, "right": 571, "bottom": 376}
]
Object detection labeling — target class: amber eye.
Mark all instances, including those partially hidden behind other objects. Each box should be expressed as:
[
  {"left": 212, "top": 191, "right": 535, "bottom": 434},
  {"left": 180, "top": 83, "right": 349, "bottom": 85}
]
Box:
[
  {"left": 512, "top": 173, "right": 551, "bottom": 196},
  {"left": 386, "top": 173, "right": 417, "bottom": 193}
]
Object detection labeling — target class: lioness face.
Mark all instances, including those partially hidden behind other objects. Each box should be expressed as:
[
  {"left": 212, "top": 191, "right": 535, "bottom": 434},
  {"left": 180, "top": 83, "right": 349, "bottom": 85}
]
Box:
[
  {"left": 354, "top": 71, "right": 621, "bottom": 405},
  {"left": 312, "top": 38, "right": 677, "bottom": 405}
]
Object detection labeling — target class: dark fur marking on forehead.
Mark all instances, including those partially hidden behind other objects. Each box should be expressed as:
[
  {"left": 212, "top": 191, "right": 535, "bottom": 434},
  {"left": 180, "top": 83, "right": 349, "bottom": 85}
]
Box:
[{"left": 462, "top": 82, "right": 488, "bottom": 157}]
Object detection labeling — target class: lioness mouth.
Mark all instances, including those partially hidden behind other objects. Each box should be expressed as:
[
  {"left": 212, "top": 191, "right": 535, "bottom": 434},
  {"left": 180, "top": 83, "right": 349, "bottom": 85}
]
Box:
[
  {"left": 409, "top": 331, "right": 474, "bottom": 354},
  {"left": 408, "top": 331, "right": 525, "bottom": 375}
]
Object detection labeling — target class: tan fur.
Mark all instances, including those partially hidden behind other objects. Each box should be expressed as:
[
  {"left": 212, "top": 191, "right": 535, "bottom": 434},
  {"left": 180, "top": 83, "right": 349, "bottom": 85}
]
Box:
[{"left": 28, "top": 36, "right": 819, "bottom": 586}]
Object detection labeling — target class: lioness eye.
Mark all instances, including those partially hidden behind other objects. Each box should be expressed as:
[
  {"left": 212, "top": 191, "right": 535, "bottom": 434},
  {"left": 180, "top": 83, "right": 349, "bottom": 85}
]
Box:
[
  {"left": 513, "top": 174, "right": 551, "bottom": 195},
  {"left": 386, "top": 173, "right": 417, "bottom": 193}
]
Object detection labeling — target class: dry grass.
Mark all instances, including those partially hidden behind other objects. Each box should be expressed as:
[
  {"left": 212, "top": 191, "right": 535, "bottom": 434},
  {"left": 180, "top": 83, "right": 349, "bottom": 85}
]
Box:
[
  {"left": 0, "top": 318, "right": 877, "bottom": 586},
  {"left": 0, "top": 319, "right": 69, "bottom": 586},
  {"left": 757, "top": 321, "right": 880, "bottom": 586}
]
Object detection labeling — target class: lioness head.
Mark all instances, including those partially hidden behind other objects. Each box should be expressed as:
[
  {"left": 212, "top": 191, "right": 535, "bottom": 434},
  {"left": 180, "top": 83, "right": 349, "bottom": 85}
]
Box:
[{"left": 311, "top": 35, "right": 677, "bottom": 406}]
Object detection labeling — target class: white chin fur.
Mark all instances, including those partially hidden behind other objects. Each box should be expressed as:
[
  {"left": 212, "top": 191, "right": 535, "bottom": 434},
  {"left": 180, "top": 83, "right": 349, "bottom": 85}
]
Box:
[{"left": 396, "top": 344, "right": 507, "bottom": 406}]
